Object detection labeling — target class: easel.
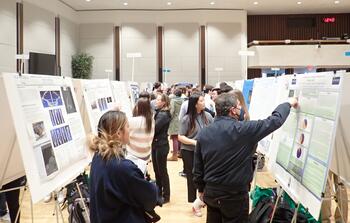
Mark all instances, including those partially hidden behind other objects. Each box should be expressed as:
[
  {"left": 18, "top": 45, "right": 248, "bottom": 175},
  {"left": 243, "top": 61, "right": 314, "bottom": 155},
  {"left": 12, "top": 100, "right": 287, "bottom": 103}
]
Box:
[
  {"left": 321, "top": 173, "right": 349, "bottom": 223},
  {"left": 0, "top": 135, "right": 34, "bottom": 223}
]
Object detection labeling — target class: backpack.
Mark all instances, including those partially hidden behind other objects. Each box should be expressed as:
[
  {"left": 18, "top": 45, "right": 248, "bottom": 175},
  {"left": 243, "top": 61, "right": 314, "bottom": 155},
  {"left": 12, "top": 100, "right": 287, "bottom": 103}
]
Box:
[
  {"left": 66, "top": 174, "right": 90, "bottom": 223},
  {"left": 248, "top": 196, "right": 274, "bottom": 223}
]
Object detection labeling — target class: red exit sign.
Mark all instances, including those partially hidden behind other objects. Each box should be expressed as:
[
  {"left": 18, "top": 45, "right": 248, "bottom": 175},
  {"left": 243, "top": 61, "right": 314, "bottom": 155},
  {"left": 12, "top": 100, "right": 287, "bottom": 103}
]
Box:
[{"left": 323, "top": 17, "right": 336, "bottom": 23}]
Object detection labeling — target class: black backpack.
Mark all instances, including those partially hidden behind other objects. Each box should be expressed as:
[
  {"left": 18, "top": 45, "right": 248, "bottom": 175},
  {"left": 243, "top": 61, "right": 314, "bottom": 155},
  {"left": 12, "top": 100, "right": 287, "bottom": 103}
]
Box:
[
  {"left": 248, "top": 197, "right": 274, "bottom": 223},
  {"left": 66, "top": 174, "right": 90, "bottom": 223}
]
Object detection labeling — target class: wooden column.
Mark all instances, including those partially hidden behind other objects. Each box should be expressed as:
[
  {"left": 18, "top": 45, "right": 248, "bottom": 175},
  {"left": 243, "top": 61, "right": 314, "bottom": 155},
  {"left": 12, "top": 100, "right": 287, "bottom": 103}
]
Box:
[
  {"left": 200, "top": 26, "right": 206, "bottom": 88},
  {"left": 114, "top": 26, "right": 120, "bottom": 80},
  {"left": 55, "top": 16, "right": 61, "bottom": 76},
  {"left": 157, "top": 26, "right": 163, "bottom": 82},
  {"left": 16, "top": 2, "right": 23, "bottom": 73}
]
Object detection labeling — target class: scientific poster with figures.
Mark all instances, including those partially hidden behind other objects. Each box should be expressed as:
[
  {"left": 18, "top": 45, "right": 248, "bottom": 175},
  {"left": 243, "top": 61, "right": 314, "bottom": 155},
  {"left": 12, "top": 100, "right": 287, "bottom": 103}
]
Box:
[
  {"left": 128, "top": 82, "right": 140, "bottom": 109},
  {"left": 272, "top": 73, "right": 343, "bottom": 219},
  {"left": 2, "top": 73, "right": 90, "bottom": 203},
  {"left": 110, "top": 81, "right": 133, "bottom": 117},
  {"left": 242, "top": 80, "right": 254, "bottom": 110},
  {"left": 81, "top": 79, "right": 115, "bottom": 134}
]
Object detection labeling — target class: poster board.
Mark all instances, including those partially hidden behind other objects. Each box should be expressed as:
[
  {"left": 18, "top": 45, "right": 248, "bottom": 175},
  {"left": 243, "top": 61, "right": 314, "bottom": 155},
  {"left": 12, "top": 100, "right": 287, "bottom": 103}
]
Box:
[
  {"left": 249, "top": 76, "right": 291, "bottom": 159},
  {"left": 242, "top": 80, "right": 254, "bottom": 110},
  {"left": 234, "top": 80, "right": 244, "bottom": 91},
  {"left": 271, "top": 72, "right": 343, "bottom": 219},
  {"left": 330, "top": 73, "right": 350, "bottom": 186},
  {"left": 127, "top": 82, "right": 140, "bottom": 109},
  {"left": 110, "top": 81, "right": 133, "bottom": 117},
  {"left": 140, "top": 82, "right": 153, "bottom": 93},
  {"left": 72, "top": 79, "right": 91, "bottom": 134},
  {"left": 2, "top": 73, "right": 90, "bottom": 203},
  {"left": 81, "top": 79, "right": 115, "bottom": 134},
  {"left": 0, "top": 76, "right": 25, "bottom": 187}
]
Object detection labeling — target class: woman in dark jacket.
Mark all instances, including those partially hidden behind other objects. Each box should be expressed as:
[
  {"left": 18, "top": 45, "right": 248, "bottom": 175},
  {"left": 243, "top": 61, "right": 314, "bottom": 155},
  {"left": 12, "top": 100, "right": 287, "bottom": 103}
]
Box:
[
  {"left": 89, "top": 110, "right": 159, "bottom": 223},
  {"left": 152, "top": 93, "right": 171, "bottom": 204}
]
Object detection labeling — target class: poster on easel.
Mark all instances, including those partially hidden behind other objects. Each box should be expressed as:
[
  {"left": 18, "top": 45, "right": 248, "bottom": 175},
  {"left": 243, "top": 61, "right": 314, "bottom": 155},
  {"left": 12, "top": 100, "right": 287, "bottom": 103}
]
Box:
[
  {"left": 242, "top": 80, "right": 254, "bottom": 110},
  {"left": 0, "top": 76, "right": 25, "bottom": 187},
  {"left": 140, "top": 82, "right": 153, "bottom": 93},
  {"left": 127, "top": 82, "right": 140, "bottom": 109},
  {"left": 2, "top": 73, "right": 90, "bottom": 203},
  {"left": 110, "top": 81, "right": 133, "bottom": 117},
  {"left": 249, "top": 76, "right": 291, "bottom": 159},
  {"left": 81, "top": 79, "right": 115, "bottom": 134},
  {"left": 330, "top": 73, "right": 350, "bottom": 186},
  {"left": 271, "top": 72, "right": 343, "bottom": 219}
]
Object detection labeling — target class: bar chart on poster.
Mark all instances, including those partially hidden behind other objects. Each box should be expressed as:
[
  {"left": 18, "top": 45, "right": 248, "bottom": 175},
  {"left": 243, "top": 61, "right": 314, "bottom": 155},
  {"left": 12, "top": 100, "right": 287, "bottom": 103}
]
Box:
[
  {"left": 272, "top": 73, "right": 343, "bottom": 219},
  {"left": 81, "top": 79, "right": 115, "bottom": 134},
  {"left": 110, "top": 81, "right": 133, "bottom": 117},
  {"left": 2, "top": 73, "right": 90, "bottom": 203}
]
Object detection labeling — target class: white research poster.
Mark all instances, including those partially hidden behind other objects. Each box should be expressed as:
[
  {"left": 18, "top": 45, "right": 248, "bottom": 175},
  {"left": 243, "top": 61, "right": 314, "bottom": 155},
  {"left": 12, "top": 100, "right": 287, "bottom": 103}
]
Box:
[
  {"left": 110, "top": 81, "right": 133, "bottom": 117},
  {"left": 271, "top": 73, "right": 343, "bottom": 219},
  {"left": 81, "top": 79, "right": 115, "bottom": 134},
  {"left": 2, "top": 73, "right": 90, "bottom": 203}
]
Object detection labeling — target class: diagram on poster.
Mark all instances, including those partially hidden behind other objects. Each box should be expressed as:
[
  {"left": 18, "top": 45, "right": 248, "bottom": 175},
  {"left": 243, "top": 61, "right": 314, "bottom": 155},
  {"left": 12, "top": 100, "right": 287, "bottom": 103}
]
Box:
[
  {"left": 110, "top": 81, "right": 133, "bottom": 117},
  {"left": 81, "top": 79, "right": 115, "bottom": 134},
  {"left": 2, "top": 73, "right": 90, "bottom": 203},
  {"left": 242, "top": 80, "right": 254, "bottom": 110},
  {"left": 272, "top": 73, "right": 343, "bottom": 219},
  {"left": 128, "top": 82, "right": 140, "bottom": 109}
]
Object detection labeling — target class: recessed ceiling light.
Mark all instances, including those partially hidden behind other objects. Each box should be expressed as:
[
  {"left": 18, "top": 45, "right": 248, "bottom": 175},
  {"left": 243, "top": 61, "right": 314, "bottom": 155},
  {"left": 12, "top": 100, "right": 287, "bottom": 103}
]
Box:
[
  {"left": 167, "top": 2, "right": 172, "bottom": 5},
  {"left": 86, "top": 0, "right": 91, "bottom": 2},
  {"left": 210, "top": 1, "right": 215, "bottom": 5},
  {"left": 123, "top": 2, "right": 128, "bottom": 6},
  {"left": 334, "top": 0, "right": 340, "bottom": 3},
  {"left": 253, "top": 1, "right": 259, "bottom": 5},
  {"left": 297, "top": 1, "right": 302, "bottom": 4}
]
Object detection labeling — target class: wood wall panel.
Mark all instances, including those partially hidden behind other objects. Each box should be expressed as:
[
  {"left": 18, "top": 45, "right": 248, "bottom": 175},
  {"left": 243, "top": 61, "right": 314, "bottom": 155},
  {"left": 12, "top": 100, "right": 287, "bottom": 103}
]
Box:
[{"left": 248, "top": 13, "right": 350, "bottom": 42}]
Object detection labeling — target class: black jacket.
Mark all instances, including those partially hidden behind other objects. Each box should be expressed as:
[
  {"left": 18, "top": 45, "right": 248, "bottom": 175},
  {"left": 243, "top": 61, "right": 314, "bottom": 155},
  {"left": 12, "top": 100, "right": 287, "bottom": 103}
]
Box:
[
  {"left": 193, "top": 102, "right": 291, "bottom": 193},
  {"left": 152, "top": 109, "right": 171, "bottom": 147}
]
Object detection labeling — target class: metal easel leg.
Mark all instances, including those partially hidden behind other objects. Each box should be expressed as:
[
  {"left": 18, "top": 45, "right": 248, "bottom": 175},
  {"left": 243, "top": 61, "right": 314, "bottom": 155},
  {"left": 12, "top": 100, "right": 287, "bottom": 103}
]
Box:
[
  {"left": 76, "top": 182, "right": 90, "bottom": 222},
  {"left": 269, "top": 187, "right": 284, "bottom": 223}
]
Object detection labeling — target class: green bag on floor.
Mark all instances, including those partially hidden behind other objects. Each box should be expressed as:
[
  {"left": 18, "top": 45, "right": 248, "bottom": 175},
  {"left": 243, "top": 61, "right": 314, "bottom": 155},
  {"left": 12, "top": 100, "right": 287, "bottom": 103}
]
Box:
[{"left": 250, "top": 186, "right": 276, "bottom": 208}]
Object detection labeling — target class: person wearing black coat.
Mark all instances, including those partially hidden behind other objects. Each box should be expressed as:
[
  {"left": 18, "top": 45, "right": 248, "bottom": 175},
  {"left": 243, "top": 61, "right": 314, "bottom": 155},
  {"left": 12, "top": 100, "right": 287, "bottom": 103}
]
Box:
[
  {"left": 89, "top": 111, "right": 159, "bottom": 223},
  {"left": 193, "top": 93, "right": 299, "bottom": 223},
  {"left": 152, "top": 93, "right": 172, "bottom": 203}
]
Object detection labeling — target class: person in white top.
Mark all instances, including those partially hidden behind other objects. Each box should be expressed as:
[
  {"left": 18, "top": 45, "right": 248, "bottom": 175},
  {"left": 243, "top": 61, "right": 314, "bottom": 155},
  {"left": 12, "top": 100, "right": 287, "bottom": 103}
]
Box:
[{"left": 126, "top": 96, "right": 155, "bottom": 173}]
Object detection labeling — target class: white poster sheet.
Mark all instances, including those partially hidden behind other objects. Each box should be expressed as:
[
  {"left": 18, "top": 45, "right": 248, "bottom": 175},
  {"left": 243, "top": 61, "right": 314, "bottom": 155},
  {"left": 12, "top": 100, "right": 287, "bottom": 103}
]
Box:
[
  {"left": 271, "top": 73, "right": 343, "bottom": 219},
  {"left": 331, "top": 73, "right": 350, "bottom": 186},
  {"left": 249, "top": 76, "right": 291, "bottom": 159},
  {"left": 128, "top": 82, "right": 140, "bottom": 109},
  {"left": 81, "top": 79, "right": 115, "bottom": 134},
  {"left": 2, "top": 73, "right": 90, "bottom": 203},
  {"left": 0, "top": 76, "right": 25, "bottom": 186},
  {"left": 110, "top": 81, "right": 133, "bottom": 117}
]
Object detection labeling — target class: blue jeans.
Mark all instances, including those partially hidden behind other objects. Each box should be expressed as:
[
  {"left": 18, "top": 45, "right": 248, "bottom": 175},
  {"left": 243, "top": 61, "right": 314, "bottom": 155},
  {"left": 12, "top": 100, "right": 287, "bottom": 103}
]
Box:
[{"left": 0, "top": 193, "right": 7, "bottom": 217}]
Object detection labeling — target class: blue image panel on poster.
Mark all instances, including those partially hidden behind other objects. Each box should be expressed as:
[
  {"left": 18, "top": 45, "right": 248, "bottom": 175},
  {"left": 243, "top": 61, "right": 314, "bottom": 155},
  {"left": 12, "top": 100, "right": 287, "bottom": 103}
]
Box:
[
  {"left": 40, "top": 91, "right": 63, "bottom": 108},
  {"left": 242, "top": 80, "right": 254, "bottom": 110}
]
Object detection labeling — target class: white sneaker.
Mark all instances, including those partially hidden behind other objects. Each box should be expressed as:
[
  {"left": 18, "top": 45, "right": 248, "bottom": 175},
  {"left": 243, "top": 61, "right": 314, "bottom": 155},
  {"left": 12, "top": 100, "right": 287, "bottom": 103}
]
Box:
[
  {"left": 43, "top": 193, "right": 52, "bottom": 203},
  {"left": 192, "top": 207, "right": 202, "bottom": 217},
  {"left": 0, "top": 213, "right": 11, "bottom": 222}
]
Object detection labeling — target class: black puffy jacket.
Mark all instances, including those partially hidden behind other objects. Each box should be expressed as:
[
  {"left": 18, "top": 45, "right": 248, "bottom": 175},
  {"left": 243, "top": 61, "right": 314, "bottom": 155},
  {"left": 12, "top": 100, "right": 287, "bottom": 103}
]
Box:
[{"left": 152, "top": 109, "right": 171, "bottom": 147}]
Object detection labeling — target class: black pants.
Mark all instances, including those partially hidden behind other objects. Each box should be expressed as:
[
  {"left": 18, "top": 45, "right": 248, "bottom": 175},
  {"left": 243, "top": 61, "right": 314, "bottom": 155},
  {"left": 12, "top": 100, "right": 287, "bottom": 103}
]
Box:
[
  {"left": 204, "top": 188, "right": 249, "bottom": 223},
  {"left": 181, "top": 149, "right": 196, "bottom": 203},
  {"left": 0, "top": 193, "right": 7, "bottom": 216},
  {"left": 152, "top": 144, "right": 170, "bottom": 200},
  {"left": 1, "top": 176, "right": 26, "bottom": 223}
]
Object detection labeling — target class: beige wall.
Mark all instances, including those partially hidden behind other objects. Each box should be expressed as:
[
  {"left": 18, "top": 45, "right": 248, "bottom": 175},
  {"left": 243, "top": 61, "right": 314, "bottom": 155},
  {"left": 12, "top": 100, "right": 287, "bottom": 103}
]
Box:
[
  {"left": 164, "top": 23, "right": 199, "bottom": 85},
  {"left": 0, "top": 0, "right": 16, "bottom": 73}
]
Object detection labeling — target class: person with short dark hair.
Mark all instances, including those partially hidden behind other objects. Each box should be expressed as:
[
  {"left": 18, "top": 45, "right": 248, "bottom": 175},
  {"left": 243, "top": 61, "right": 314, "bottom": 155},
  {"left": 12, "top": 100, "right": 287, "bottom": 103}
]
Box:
[
  {"left": 193, "top": 93, "right": 298, "bottom": 223},
  {"left": 220, "top": 85, "right": 233, "bottom": 93}
]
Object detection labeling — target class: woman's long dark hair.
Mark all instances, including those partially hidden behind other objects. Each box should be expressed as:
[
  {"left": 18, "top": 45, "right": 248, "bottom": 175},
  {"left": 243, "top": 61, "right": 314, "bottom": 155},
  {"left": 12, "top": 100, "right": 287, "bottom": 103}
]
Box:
[
  {"left": 186, "top": 92, "right": 208, "bottom": 135},
  {"left": 132, "top": 97, "right": 153, "bottom": 133}
]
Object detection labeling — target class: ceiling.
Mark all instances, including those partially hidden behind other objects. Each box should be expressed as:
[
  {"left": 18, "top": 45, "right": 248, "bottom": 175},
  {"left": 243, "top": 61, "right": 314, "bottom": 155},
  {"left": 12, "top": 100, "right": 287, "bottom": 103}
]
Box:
[{"left": 60, "top": 0, "right": 350, "bottom": 15}]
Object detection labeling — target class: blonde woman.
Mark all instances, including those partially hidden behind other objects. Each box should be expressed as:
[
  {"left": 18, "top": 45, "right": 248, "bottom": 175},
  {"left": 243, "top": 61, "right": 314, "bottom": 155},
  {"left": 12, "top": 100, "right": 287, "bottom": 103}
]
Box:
[{"left": 89, "top": 110, "right": 159, "bottom": 223}]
